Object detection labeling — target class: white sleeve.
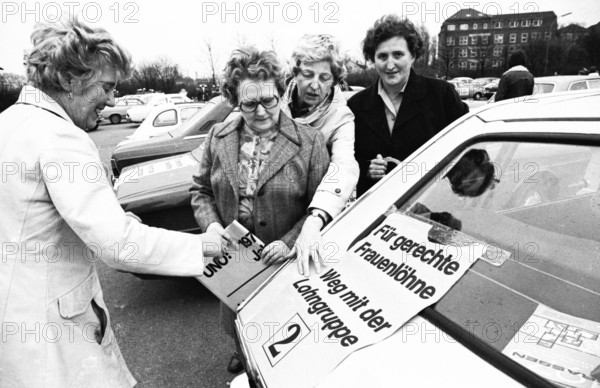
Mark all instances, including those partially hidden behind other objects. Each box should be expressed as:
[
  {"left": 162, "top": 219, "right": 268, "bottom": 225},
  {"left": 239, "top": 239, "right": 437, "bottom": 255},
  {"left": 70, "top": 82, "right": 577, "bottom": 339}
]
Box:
[{"left": 40, "top": 127, "right": 206, "bottom": 276}]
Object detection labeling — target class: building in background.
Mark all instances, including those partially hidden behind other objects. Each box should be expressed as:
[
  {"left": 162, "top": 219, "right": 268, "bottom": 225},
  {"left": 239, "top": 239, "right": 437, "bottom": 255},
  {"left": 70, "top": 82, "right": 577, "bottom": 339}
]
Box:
[{"left": 438, "top": 8, "right": 556, "bottom": 77}]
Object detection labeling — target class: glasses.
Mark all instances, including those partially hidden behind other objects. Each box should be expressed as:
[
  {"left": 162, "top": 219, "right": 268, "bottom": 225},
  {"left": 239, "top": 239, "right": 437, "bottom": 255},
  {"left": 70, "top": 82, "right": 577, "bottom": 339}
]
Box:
[{"left": 239, "top": 95, "right": 280, "bottom": 113}]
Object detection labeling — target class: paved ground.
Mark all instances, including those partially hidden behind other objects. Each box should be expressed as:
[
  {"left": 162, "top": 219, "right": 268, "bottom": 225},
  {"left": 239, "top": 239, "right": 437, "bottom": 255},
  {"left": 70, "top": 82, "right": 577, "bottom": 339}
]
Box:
[{"left": 89, "top": 122, "right": 236, "bottom": 388}]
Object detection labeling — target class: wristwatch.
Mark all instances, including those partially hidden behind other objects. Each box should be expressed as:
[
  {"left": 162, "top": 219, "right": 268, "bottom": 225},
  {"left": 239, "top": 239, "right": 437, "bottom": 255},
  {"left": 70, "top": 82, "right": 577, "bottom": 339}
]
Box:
[{"left": 309, "top": 209, "right": 328, "bottom": 230}]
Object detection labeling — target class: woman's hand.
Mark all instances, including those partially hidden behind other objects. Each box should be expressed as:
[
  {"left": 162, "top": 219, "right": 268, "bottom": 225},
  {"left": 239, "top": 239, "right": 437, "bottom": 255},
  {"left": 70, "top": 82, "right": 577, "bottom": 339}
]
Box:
[
  {"left": 286, "top": 216, "right": 323, "bottom": 276},
  {"left": 201, "top": 223, "right": 235, "bottom": 257},
  {"left": 262, "top": 240, "right": 291, "bottom": 265},
  {"left": 367, "top": 154, "right": 388, "bottom": 180}
]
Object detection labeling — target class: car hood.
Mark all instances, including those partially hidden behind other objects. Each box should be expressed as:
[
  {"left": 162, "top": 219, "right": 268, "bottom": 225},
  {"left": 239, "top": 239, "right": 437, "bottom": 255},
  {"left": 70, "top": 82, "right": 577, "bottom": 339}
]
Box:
[
  {"left": 113, "top": 132, "right": 175, "bottom": 154},
  {"left": 115, "top": 152, "right": 200, "bottom": 205}
]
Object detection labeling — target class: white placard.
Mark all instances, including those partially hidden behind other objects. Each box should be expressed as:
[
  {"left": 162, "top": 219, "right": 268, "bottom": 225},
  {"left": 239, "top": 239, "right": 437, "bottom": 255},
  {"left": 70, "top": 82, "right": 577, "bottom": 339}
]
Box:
[
  {"left": 196, "top": 220, "right": 280, "bottom": 310},
  {"left": 236, "top": 212, "right": 485, "bottom": 388}
]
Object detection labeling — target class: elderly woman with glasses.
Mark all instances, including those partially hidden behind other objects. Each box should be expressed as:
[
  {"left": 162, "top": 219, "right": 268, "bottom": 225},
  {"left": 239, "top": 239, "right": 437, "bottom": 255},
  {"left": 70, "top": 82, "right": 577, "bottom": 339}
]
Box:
[
  {"left": 280, "top": 34, "right": 359, "bottom": 276},
  {"left": 190, "top": 46, "right": 329, "bottom": 373}
]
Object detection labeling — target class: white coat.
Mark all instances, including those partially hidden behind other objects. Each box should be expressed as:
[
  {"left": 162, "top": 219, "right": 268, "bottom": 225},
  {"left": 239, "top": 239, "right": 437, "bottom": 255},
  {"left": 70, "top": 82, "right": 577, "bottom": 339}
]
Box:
[{"left": 0, "top": 86, "right": 207, "bottom": 387}]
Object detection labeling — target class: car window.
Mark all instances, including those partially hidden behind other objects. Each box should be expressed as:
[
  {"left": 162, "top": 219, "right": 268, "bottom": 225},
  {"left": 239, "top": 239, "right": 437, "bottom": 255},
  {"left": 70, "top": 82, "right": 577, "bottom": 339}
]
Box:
[
  {"left": 534, "top": 83, "right": 554, "bottom": 94},
  {"left": 153, "top": 109, "right": 177, "bottom": 127},
  {"left": 588, "top": 79, "right": 600, "bottom": 89},
  {"left": 393, "top": 141, "right": 600, "bottom": 385},
  {"left": 569, "top": 81, "right": 588, "bottom": 91},
  {"left": 180, "top": 107, "right": 202, "bottom": 122},
  {"left": 127, "top": 99, "right": 142, "bottom": 106}
]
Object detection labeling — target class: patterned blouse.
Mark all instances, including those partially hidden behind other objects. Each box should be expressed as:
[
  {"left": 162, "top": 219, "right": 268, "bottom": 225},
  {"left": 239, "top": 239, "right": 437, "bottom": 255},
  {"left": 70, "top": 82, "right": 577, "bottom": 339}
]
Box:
[{"left": 237, "top": 125, "right": 278, "bottom": 232}]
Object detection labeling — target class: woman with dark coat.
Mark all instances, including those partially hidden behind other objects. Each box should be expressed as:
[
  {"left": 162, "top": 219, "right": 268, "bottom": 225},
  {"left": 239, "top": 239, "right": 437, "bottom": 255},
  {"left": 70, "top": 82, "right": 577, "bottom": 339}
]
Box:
[{"left": 348, "top": 15, "right": 468, "bottom": 197}]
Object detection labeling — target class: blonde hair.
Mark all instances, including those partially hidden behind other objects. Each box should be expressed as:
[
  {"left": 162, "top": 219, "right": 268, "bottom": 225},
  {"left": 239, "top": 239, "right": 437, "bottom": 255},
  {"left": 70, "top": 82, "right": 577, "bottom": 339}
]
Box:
[
  {"left": 26, "top": 19, "right": 132, "bottom": 93},
  {"left": 290, "top": 34, "right": 346, "bottom": 83}
]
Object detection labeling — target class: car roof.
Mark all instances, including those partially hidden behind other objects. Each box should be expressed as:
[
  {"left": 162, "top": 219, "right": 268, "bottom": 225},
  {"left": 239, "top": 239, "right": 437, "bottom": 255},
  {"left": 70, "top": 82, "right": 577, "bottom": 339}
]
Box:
[{"left": 473, "top": 89, "right": 600, "bottom": 123}]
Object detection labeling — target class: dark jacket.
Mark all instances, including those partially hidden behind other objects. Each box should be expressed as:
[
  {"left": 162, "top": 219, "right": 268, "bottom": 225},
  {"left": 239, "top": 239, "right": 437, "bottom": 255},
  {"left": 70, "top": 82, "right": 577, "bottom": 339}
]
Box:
[
  {"left": 348, "top": 69, "right": 468, "bottom": 196},
  {"left": 495, "top": 65, "right": 534, "bottom": 101}
]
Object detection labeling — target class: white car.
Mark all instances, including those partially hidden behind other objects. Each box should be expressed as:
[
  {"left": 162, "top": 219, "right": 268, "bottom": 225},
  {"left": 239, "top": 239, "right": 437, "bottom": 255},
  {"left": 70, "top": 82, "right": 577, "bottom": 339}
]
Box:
[
  {"left": 233, "top": 89, "right": 600, "bottom": 388},
  {"left": 125, "top": 102, "right": 206, "bottom": 142},
  {"left": 100, "top": 95, "right": 146, "bottom": 124},
  {"left": 126, "top": 93, "right": 192, "bottom": 123}
]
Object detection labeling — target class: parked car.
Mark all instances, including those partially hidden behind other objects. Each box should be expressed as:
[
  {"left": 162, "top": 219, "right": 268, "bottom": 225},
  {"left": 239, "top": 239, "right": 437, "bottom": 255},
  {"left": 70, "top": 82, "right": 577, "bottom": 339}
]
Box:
[
  {"left": 473, "top": 77, "right": 499, "bottom": 87},
  {"left": 110, "top": 96, "right": 236, "bottom": 178},
  {"left": 126, "top": 93, "right": 192, "bottom": 123},
  {"left": 448, "top": 78, "right": 485, "bottom": 100},
  {"left": 225, "top": 89, "right": 600, "bottom": 387},
  {"left": 483, "top": 80, "right": 499, "bottom": 99},
  {"left": 488, "top": 74, "right": 600, "bottom": 102},
  {"left": 113, "top": 91, "right": 360, "bottom": 225},
  {"left": 100, "top": 95, "right": 146, "bottom": 124},
  {"left": 124, "top": 102, "right": 206, "bottom": 142}
]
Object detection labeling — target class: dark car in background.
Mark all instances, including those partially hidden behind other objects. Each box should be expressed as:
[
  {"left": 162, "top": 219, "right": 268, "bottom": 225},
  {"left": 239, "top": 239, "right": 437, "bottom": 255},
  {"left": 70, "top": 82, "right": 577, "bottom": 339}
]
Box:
[{"left": 110, "top": 96, "right": 236, "bottom": 178}]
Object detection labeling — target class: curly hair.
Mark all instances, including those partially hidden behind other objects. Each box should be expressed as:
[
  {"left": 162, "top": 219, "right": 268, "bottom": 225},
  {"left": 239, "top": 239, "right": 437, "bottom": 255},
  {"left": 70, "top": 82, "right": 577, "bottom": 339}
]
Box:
[
  {"left": 362, "top": 15, "right": 424, "bottom": 62},
  {"left": 26, "top": 19, "right": 132, "bottom": 93},
  {"left": 221, "top": 46, "right": 285, "bottom": 106},
  {"left": 289, "top": 34, "right": 346, "bottom": 83}
]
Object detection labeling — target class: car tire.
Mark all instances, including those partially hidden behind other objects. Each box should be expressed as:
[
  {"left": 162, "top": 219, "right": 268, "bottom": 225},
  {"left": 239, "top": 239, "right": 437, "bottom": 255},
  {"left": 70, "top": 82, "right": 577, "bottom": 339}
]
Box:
[
  {"left": 110, "top": 114, "right": 122, "bottom": 124},
  {"left": 473, "top": 92, "right": 482, "bottom": 100}
]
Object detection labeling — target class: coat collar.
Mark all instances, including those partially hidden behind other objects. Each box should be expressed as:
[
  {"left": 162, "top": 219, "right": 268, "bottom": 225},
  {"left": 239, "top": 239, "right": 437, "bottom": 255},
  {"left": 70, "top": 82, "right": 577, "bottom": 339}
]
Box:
[
  {"left": 358, "top": 68, "right": 425, "bottom": 138},
  {"left": 17, "top": 85, "right": 73, "bottom": 123},
  {"left": 214, "top": 113, "right": 302, "bottom": 194}
]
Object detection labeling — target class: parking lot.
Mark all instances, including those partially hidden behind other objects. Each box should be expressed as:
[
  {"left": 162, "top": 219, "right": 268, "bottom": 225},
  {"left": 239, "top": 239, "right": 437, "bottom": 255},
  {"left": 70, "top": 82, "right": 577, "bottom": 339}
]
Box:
[{"left": 89, "top": 122, "right": 234, "bottom": 388}]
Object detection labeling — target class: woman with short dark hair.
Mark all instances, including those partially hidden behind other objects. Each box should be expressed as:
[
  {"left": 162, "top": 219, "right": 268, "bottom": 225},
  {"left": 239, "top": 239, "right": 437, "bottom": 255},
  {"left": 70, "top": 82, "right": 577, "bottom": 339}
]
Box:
[
  {"left": 348, "top": 15, "right": 469, "bottom": 196},
  {"left": 495, "top": 50, "right": 534, "bottom": 101}
]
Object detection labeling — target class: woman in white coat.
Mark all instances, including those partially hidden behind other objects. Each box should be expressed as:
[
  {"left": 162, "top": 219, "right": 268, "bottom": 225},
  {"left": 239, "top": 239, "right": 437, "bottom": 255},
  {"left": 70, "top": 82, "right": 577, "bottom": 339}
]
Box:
[
  {"left": 0, "top": 20, "right": 224, "bottom": 387},
  {"left": 281, "top": 34, "right": 359, "bottom": 275}
]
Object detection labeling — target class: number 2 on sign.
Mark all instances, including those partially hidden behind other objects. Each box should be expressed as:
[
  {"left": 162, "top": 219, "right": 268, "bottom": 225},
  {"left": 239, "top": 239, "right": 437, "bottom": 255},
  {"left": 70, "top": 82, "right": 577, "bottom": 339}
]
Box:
[{"left": 262, "top": 313, "right": 310, "bottom": 367}]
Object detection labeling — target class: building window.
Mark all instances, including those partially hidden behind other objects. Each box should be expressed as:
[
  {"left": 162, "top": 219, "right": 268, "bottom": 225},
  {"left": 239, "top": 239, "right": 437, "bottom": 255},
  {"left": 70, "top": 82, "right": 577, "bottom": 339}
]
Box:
[
  {"left": 492, "top": 60, "right": 502, "bottom": 68},
  {"left": 480, "top": 49, "right": 487, "bottom": 58},
  {"left": 469, "top": 62, "right": 477, "bottom": 70},
  {"left": 473, "top": 23, "right": 478, "bottom": 30},
  {"left": 509, "top": 20, "right": 518, "bottom": 27},
  {"left": 521, "top": 20, "right": 531, "bottom": 27},
  {"left": 533, "top": 19, "right": 542, "bottom": 26},
  {"left": 470, "top": 36, "right": 478, "bottom": 45},
  {"left": 509, "top": 46, "right": 517, "bottom": 53},
  {"left": 482, "top": 35, "right": 489, "bottom": 44},
  {"left": 483, "top": 23, "right": 489, "bottom": 29},
  {"left": 447, "top": 24, "right": 456, "bottom": 31},
  {"left": 459, "top": 36, "right": 468, "bottom": 45},
  {"left": 449, "top": 62, "right": 455, "bottom": 69},
  {"left": 493, "top": 46, "right": 503, "bottom": 57},
  {"left": 531, "top": 32, "right": 540, "bottom": 41},
  {"left": 460, "top": 24, "right": 468, "bottom": 30},
  {"left": 446, "top": 36, "right": 455, "bottom": 45},
  {"left": 494, "top": 21, "right": 502, "bottom": 28},
  {"left": 459, "top": 48, "right": 468, "bottom": 58},
  {"left": 494, "top": 34, "right": 504, "bottom": 44},
  {"left": 459, "top": 61, "right": 467, "bottom": 69},
  {"left": 470, "top": 48, "right": 477, "bottom": 57},
  {"left": 509, "top": 33, "right": 516, "bottom": 43},
  {"left": 545, "top": 32, "right": 552, "bottom": 40},
  {"left": 521, "top": 33, "right": 528, "bottom": 43}
]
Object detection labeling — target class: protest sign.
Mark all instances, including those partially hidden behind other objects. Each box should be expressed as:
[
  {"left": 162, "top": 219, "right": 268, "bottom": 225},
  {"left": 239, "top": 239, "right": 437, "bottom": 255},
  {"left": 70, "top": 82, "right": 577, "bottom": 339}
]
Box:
[
  {"left": 196, "top": 221, "right": 280, "bottom": 310},
  {"left": 503, "top": 305, "right": 600, "bottom": 388},
  {"left": 236, "top": 212, "right": 486, "bottom": 388}
]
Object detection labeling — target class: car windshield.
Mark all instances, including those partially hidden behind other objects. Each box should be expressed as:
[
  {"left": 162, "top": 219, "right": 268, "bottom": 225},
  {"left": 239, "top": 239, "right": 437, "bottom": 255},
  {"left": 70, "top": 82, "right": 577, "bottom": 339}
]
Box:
[{"left": 395, "top": 141, "right": 600, "bottom": 385}]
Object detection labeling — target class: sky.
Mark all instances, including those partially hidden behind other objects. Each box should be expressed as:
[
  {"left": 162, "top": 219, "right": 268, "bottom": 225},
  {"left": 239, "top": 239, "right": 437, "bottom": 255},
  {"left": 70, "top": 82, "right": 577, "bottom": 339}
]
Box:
[{"left": 1, "top": 0, "right": 598, "bottom": 78}]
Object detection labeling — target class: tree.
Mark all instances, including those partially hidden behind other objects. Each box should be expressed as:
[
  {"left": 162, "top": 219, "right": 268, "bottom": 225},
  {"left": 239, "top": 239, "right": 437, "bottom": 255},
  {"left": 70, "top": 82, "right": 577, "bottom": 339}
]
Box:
[
  {"left": 203, "top": 38, "right": 220, "bottom": 87},
  {"left": 582, "top": 23, "right": 600, "bottom": 69},
  {"left": 132, "top": 57, "right": 182, "bottom": 93}
]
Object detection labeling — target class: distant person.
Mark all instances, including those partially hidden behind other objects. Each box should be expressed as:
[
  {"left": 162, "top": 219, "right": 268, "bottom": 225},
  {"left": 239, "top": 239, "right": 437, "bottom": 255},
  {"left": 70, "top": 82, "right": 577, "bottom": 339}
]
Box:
[
  {"left": 0, "top": 19, "right": 224, "bottom": 387},
  {"left": 280, "top": 33, "right": 359, "bottom": 276},
  {"left": 589, "top": 66, "right": 599, "bottom": 76},
  {"left": 495, "top": 50, "right": 534, "bottom": 101},
  {"left": 348, "top": 15, "right": 468, "bottom": 196}
]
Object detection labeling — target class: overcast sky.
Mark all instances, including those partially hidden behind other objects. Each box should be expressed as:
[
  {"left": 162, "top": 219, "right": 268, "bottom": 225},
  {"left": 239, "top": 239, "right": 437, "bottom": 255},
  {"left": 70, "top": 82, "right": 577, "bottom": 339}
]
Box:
[{"left": 1, "top": 0, "right": 598, "bottom": 78}]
